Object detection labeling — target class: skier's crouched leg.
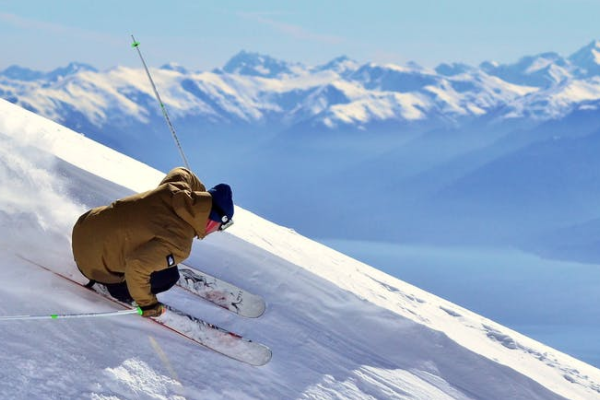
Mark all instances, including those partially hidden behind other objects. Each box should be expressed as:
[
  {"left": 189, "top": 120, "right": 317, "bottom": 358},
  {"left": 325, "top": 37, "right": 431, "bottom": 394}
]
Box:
[
  {"left": 150, "top": 266, "right": 180, "bottom": 295},
  {"left": 105, "top": 281, "right": 134, "bottom": 304}
]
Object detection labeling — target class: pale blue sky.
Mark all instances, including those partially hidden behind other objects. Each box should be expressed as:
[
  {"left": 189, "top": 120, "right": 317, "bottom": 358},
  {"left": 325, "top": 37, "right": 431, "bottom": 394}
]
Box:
[{"left": 1, "top": 0, "right": 599, "bottom": 71}]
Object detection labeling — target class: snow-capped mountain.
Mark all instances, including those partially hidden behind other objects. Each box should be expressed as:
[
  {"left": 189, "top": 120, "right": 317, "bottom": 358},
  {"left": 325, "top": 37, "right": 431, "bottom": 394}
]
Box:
[
  {"left": 1, "top": 61, "right": 98, "bottom": 82},
  {"left": 480, "top": 52, "right": 572, "bottom": 88},
  {"left": 569, "top": 40, "right": 600, "bottom": 77},
  {"left": 160, "top": 62, "right": 189, "bottom": 74},
  {"left": 3, "top": 41, "right": 600, "bottom": 143},
  {"left": 217, "top": 50, "right": 309, "bottom": 78},
  {"left": 314, "top": 55, "right": 359, "bottom": 76},
  {"left": 0, "top": 41, "right": 598, "bottom": 148},
  {"left": 1, "top": 96, "right": 600, "bottom": 400}
]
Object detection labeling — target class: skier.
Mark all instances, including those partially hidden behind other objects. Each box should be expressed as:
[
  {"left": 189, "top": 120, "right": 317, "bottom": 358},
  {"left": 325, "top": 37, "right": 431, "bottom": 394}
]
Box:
[{"left": 71, "top": 167, "right": 234, "bottom": 318}]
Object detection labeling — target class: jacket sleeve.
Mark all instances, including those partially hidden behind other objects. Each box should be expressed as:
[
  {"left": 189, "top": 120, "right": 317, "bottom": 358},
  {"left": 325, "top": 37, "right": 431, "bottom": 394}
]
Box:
[{"left": 124, "top": 238, "right": 175, "bottom": 307}]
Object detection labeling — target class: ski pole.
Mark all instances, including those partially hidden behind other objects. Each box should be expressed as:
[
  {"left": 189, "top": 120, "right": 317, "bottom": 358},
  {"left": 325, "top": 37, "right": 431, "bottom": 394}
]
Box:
[
  {"left": 0, "top": 307, "right": 142, "bottom": 321},
  {"left": 130, "top": 35, "right": 191, "bottom": 170}
]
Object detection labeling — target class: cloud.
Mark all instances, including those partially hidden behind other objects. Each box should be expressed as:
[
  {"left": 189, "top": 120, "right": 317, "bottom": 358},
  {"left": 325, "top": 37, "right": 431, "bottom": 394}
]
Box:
[
  {"left": 0, "top": 12, "right": 120, "bottom": 46},
  {"left": 238, "top": 12, "right": 343, "bottom": 45},
  {"left": 0, "top": 12, "right": 70, "bottom": 33}
]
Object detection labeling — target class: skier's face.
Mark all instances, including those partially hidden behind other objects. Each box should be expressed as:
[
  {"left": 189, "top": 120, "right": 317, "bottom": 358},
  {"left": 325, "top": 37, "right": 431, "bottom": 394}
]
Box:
[{"left": 205, "top": 219, "right": 222, "bottom": 235}]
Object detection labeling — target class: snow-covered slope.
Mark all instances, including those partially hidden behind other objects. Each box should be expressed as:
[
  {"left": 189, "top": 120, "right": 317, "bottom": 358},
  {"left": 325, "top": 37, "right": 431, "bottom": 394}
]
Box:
[{"left": 1, "top": 99, "right": 600, "bottom": 399}]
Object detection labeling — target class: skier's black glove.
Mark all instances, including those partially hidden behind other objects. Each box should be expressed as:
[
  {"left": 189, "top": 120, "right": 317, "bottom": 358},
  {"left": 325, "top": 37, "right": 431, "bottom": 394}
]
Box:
[{"left": 140, "top": 303, "right": 166, "bottom": 318}]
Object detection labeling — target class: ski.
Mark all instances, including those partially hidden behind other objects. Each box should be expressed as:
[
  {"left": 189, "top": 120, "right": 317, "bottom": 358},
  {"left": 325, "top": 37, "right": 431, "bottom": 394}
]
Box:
[
  {"left": 156, "top": 305, "right": 271, "bottom": 366},
  {"left": 18, "top": 256, "right": 272, "bottom": 366},
  {"left": 176, "top": 263, "right": 266, "bottom": 318}
]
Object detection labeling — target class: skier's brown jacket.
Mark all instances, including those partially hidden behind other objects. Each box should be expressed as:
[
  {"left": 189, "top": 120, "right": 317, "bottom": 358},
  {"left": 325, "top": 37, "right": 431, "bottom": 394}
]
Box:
[{"left": 72, "top": 167, "right": 212, "bottom": 307}]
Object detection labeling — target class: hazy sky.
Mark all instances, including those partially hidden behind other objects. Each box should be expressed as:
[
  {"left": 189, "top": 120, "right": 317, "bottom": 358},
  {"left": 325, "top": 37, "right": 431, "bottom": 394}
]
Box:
[{"left": 1, "top": 0, "right": 599, "bottom": 71}]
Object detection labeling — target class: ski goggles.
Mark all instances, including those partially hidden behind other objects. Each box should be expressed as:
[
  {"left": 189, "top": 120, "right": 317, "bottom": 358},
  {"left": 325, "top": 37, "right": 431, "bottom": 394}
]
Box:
[{"left": 220, "top": 215, "right": 234, "bottom": 231}]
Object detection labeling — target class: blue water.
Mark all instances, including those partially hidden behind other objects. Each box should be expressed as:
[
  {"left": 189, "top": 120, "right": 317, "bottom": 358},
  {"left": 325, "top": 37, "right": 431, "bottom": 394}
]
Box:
[{"left": 318, "top": 239, "right": 600, "bottom": 368}]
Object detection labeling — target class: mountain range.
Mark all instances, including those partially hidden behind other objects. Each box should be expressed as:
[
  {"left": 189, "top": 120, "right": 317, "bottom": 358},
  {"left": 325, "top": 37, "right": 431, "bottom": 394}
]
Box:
[
  {"left": 2, "top": 41, "right": 600, "bottom": 130},
  {"left": 2, "top": 40, "right": 600, "bottom": 261}
]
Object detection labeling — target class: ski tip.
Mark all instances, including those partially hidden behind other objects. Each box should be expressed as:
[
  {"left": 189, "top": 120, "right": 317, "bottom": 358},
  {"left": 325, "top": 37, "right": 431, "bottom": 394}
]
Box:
[
  {"left": 245, "top": 301, "right": 267, "bottom": 318},
  {"left": 256, "top": 349, "right": 273, "bottom": 367},
  {"left": 235, "top": 345, "right": 272, "bottom": 367}
]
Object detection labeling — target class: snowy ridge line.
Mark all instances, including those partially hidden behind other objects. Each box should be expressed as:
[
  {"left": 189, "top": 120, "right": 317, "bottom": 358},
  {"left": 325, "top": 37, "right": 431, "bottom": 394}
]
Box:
[
  {"left": 363, "top": 268, "right": 600, "bottom": 396},
  {"left": 357, "top": 263, "right": 600, "bottom": 396},
  {"left": 16, "top": 255, "right": 272, "bottom": 366}
]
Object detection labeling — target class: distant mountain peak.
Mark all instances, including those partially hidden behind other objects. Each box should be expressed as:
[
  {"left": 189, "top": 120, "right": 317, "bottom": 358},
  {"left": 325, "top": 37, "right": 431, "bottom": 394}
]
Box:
[
  {"left": 315, "top": 55, "right": 359, "bottom": 75},
  {"left": 329, "top": 55, "right": 353, "bottom": 63},
  {"left": 569, "top": 40, "right": 600, "bottom": 75},
  {"left": 583, "top": 39, "right": 600, "bottom": 50},
  {"left": 220, "top": 50, "right": 305, "bottom": 78},
  {"left": 480, "top": 52, "right": 571, "bottom": 87},
  {"left": 435, "top": 62, "right": 476, "bottom": 77},
  {"left": 47, "top": 62, "right": 97, "bottom": 80},
  {"left": 1, "top": 62, "right": 97, "bottom": 82},
  {"left": 160, "top": 62, "right": 188, "bottom": 74},
  {"left": 480, "top": 60, "right": 500, "bottom": 70},
  {"left": 1, "top": 65, "right": 45, "bottom": 81}
]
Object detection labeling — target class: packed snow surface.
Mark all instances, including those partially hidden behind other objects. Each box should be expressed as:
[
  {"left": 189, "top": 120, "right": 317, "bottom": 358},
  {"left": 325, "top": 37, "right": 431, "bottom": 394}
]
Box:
[{"left": 1, "top": 97, "right": 600, "bottom": 399}]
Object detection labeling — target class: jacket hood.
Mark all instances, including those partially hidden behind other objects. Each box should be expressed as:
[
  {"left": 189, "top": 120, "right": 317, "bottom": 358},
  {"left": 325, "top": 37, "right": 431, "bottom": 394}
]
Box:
[
  {"left": 162, "top": 167, "right": 212, "bottom": 238},
  {"left": 172, "top": 190, "right": 212, "bottom": 239},
  {"left": 160, "top": 167, "right": 205, "bottom": 192}
]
